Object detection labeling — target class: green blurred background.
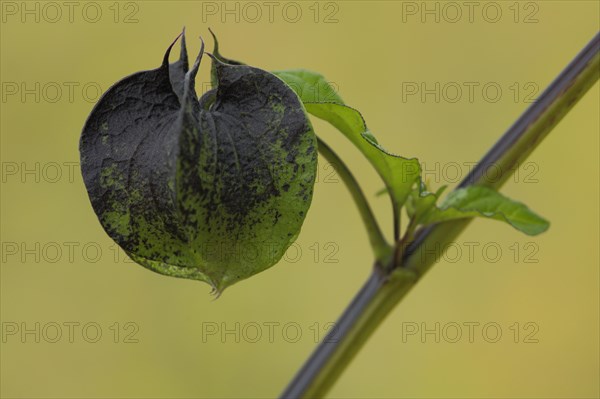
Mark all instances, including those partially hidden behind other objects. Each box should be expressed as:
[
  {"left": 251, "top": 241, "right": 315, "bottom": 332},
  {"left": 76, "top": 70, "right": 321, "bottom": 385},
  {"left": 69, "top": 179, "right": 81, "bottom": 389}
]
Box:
[{"left": 1, "top": 1, "right": 598, "bottom": 398}]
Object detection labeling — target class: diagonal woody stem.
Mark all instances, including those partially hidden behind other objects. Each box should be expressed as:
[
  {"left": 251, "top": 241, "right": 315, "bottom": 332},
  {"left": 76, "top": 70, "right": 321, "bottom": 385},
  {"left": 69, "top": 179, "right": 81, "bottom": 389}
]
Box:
[{"left": 281, "top": 32, "right": 600, "bottom": 399}]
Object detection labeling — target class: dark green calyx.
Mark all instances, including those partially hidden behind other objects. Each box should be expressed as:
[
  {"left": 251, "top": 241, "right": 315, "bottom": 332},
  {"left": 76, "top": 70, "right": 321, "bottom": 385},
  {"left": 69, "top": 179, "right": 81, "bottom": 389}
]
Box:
[{"left": 80, "top": 31, "right": 317, "bottom": 294}]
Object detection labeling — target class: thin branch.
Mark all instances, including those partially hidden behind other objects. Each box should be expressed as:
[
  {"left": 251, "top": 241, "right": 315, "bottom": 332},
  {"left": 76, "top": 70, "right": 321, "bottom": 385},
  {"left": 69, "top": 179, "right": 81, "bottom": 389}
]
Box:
[
  {"left": 280, "top": 31, "right": 600, "bottom": 399},
  {"left": 317, "top": 137, "right": 392, "bottom": 261}
]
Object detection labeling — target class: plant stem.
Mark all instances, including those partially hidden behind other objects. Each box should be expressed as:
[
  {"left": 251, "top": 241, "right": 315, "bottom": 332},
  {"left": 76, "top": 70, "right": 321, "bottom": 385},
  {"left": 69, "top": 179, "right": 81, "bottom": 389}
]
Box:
[
  {"left": 317, "top": 137, "right": 392, "bottom": 261},
  {"left": 281, "top": 32, "right": 599, "bottom": 399}
]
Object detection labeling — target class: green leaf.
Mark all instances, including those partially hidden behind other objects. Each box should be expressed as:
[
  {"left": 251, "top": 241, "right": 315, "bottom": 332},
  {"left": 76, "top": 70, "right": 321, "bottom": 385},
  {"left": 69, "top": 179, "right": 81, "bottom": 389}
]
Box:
[
  {"left": 273, "top": 69, "right": 344, "bottom": 104},
  {"left": 419, "top": 185, "right": 549, "bottom": 236},
  {"left": 304, "top": 103, "right": 420, "bottom": 220},
  {"left": 80, "top": 32, "right": 317, "bottom": 293},
  {"left": 272, "top": 69, "right": 421, "bottom": 236}
]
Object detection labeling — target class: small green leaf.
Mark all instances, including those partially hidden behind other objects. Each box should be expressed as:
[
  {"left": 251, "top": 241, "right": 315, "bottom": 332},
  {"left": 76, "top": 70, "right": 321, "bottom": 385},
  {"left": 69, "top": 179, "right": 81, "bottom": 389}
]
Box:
[
  {"left": 80, "top": 32, "right": 317, "bottom": 293},
  {"left": 419, "top": 185, "right": 549, "bottom": 236},
  {"left": 406, "top": 181, "right": 446, "bottom": 221}
]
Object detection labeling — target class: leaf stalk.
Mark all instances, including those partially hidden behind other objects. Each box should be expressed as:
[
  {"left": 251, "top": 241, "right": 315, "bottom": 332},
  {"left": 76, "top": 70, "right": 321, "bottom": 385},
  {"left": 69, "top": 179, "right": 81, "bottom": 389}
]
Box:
[{"left": 316, "top": 137, "right": 392, "bottom": 262}]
